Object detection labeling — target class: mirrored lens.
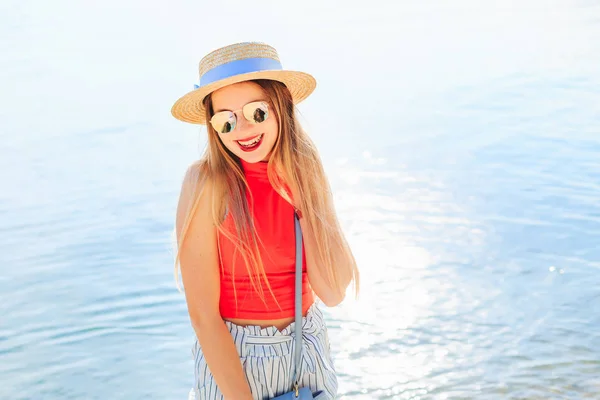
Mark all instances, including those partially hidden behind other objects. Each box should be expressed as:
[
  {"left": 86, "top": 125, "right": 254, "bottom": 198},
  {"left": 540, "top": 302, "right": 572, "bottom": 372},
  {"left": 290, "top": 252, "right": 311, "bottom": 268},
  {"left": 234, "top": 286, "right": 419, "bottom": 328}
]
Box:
[
  {"left": 243, "top": 101, "right": 269, "bottom": 124},
  {"left": 210, "top": 111, "right": 236, "bottom": 134}
]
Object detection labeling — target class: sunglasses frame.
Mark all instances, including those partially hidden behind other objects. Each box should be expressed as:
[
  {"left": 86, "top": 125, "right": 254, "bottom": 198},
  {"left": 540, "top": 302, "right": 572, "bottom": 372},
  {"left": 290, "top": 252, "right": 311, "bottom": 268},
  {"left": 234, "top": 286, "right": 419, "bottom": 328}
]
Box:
[{"left": 209, "top": 101, "right": 270, "bottom": 134}]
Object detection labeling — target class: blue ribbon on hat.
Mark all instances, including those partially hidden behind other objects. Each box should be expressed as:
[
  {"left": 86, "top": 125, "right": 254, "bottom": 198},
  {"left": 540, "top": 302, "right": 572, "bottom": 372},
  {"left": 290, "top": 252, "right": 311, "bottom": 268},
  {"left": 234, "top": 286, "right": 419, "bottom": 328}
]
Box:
[{"left": 194, "top": 57, "right": 282, "bottom": 89}]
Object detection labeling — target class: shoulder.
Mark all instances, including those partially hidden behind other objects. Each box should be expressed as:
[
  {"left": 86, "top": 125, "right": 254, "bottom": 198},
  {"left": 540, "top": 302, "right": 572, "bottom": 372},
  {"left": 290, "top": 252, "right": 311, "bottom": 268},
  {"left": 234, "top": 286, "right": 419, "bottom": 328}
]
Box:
[
  {"left": 176, "top": 160, "right": 214, "bottom": 230},
  {"left": 182, "top": 160, "right": 205, "bottom": 187},
  {"left": 180, "top": 160, "right": 213, "bottom": 200}
]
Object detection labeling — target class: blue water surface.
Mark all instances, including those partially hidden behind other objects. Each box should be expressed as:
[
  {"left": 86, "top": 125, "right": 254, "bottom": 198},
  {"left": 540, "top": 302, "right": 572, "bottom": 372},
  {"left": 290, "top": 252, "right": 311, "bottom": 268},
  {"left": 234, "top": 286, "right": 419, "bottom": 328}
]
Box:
[{"left": 1, "top": 1, "right": 599, "bottom": 399}]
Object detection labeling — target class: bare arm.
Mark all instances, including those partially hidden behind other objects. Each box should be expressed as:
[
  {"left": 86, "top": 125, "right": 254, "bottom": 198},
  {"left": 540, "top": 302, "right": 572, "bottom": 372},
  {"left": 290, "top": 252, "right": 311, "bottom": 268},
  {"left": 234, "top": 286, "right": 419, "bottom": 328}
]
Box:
[
  {"left": 299, "top": 214, "right": 354, "bottom": 307},
  {"left": 176, "top": 166, "right": 253, "bottom": 400}
]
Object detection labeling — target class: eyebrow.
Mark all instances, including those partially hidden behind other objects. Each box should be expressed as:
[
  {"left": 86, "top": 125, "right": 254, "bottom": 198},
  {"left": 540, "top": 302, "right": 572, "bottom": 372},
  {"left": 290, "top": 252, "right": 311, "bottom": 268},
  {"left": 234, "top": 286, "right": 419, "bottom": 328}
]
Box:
[{"left": 213, "top": 99, "right": 266, "bottom": 113}]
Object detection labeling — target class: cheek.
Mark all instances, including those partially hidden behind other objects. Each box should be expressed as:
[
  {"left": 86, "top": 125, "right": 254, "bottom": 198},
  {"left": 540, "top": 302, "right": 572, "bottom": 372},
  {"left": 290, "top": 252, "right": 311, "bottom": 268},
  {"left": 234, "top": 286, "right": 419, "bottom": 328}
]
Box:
[
  {"left": 217, "top": 134, "right": 238, "bottom": 152},
  {"left": 266, "top": 118, "right": 279, "bottom": 139}
]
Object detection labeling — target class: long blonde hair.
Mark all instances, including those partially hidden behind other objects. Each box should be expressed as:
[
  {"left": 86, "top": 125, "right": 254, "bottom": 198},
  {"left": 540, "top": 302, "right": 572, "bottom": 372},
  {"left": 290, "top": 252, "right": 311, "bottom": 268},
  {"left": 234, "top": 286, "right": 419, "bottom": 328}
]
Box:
[{"left": 174, "top": 79, "right": 359, "bottom": 307}]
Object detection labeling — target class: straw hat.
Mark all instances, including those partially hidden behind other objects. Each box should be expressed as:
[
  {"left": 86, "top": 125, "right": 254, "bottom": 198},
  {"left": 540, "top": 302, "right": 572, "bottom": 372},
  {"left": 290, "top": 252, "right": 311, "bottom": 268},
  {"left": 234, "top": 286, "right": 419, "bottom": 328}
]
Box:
[{"left": 171, "top": 42, "right": 317, "bottom": 125}]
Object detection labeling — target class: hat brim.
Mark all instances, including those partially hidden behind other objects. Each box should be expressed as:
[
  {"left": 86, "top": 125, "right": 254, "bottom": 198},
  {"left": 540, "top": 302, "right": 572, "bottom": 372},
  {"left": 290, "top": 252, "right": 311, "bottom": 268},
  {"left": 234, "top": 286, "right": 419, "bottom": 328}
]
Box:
[{"left": 170, "top": 70, "right": 316, "bottom": 125}]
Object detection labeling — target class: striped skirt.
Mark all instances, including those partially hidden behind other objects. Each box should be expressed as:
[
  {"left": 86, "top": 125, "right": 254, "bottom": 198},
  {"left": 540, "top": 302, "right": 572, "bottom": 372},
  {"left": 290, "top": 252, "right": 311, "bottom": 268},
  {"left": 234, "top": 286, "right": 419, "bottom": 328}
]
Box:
[{"left": 188, "top": 301, "right": 338, "bottom": 400}]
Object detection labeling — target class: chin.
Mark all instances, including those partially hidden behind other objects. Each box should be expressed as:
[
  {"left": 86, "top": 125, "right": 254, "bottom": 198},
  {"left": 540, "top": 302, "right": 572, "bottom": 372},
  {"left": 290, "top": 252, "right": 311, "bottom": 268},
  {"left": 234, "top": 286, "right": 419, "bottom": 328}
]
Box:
[{"left": 239, "top": 151, "right": 270, "bottom": 163}]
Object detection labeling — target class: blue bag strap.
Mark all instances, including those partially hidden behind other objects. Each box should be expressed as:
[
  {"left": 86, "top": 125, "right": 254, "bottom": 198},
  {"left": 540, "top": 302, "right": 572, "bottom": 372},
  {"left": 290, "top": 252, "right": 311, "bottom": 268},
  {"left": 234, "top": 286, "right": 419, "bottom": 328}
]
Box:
[{"left": 292, "top": 211, "right": 303, "bottom": 390}]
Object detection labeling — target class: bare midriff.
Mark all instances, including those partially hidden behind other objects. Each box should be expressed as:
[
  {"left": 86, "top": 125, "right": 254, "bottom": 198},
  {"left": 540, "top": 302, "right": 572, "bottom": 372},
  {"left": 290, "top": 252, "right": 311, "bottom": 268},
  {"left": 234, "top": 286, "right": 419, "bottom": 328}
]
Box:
[{"left": 223, "top": 307, "right": 310, "bottom": 332}]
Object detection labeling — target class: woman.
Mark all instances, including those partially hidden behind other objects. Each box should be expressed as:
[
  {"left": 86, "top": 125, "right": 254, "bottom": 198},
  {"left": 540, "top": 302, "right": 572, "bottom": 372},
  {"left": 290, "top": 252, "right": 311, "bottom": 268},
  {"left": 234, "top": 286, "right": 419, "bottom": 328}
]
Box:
[{"left": 171, "top": 42, "right": 360, "bottom": 400}]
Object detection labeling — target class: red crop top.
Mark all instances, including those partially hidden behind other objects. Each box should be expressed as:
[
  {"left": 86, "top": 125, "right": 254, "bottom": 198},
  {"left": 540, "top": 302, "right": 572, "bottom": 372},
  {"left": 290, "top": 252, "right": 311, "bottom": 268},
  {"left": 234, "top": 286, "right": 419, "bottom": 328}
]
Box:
[{"left": 217, "top": 159, "right": 315, "bottom": 320}]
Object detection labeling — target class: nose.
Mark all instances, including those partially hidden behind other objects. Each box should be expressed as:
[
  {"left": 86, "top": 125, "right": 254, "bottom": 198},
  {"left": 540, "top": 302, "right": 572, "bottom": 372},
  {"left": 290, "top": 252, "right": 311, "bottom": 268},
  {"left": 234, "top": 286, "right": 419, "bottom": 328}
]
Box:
[{"left": 235, "top": 113, "right": 254, "bottom": 135}]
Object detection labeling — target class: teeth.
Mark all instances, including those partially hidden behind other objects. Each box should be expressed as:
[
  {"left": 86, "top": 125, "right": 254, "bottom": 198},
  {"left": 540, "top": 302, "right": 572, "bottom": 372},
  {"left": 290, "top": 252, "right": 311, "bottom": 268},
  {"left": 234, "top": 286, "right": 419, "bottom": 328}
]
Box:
[{"left": 238, "top": 134, "right": 262, "bottom": 147}]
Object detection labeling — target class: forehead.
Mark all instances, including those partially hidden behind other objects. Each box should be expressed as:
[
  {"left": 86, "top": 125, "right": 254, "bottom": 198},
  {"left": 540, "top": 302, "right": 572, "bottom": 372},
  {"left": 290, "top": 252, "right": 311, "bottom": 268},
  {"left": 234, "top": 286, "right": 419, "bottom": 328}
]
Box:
[{"left": 211, "top": 81, "right": 266, "bottom": 112}]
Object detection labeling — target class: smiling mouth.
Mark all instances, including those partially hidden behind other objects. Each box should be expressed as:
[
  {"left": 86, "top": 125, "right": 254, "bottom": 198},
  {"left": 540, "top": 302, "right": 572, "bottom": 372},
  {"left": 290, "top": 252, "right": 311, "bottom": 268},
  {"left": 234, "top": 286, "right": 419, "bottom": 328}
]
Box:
[{"left": 236, "top": 133, "right": 264, "bottom": 151}]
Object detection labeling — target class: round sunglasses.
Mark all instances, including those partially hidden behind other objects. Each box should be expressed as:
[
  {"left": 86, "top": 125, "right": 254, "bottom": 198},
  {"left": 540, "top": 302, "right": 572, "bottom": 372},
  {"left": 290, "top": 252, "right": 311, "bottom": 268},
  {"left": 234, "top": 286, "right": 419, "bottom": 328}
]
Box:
[{"left": 209, "top": 101, "right": 270, "bottom": 134}]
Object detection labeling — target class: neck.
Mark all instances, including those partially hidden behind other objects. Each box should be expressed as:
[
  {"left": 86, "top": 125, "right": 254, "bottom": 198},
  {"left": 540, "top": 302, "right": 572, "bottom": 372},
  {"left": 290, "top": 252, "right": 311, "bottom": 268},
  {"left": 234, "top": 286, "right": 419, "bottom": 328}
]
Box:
[{"left": 240, "top": 158, "right": 269, "bottom": 181}]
